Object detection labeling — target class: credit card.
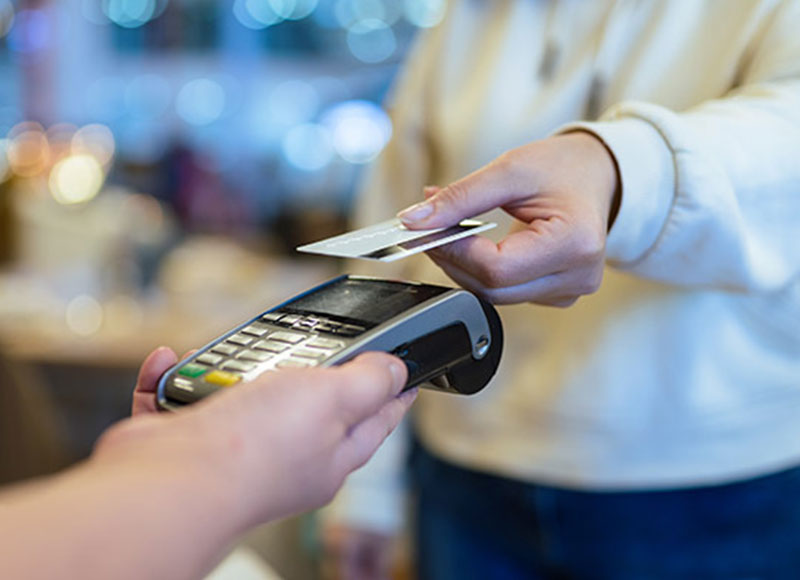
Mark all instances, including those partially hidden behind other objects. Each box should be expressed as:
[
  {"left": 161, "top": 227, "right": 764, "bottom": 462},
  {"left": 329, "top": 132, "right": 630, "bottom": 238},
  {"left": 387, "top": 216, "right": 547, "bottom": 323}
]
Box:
[{"left": 297, "top": 218, "right": 497, "bottom": 262}]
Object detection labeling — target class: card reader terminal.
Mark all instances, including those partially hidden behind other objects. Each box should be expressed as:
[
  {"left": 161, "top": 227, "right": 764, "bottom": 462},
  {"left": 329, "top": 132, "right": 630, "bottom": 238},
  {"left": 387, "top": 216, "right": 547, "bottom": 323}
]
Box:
[{"left": 157, "top": 275, "right": 503, "bottom": 411}]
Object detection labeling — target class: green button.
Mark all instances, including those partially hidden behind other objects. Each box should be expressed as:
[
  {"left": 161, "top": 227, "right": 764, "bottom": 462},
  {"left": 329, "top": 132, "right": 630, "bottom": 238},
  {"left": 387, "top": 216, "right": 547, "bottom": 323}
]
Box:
[{"left": 178, "top": 363, "right": 208, "bottom": 378}]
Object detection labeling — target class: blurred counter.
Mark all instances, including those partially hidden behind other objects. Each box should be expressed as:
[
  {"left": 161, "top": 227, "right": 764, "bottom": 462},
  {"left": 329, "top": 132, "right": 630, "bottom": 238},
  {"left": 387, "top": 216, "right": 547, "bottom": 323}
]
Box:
[{"left": 0, "top": 236, "right": 337, "bottom": 369}]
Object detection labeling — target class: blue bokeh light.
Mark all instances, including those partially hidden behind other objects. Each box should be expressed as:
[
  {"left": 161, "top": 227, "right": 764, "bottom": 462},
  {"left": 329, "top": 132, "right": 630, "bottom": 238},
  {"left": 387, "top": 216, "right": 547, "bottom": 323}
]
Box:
[
  {"left": 322, "top": 100, "right": 392, "bottom": 164},
  {"left": 176, "top": 78, "right": 227, "bottom": 126},
  {"left": 282, "top": 123, "right": 334, "bottom": 172},
  {"left": 347, "top": 18, "right": 396, "bottom": 63}
]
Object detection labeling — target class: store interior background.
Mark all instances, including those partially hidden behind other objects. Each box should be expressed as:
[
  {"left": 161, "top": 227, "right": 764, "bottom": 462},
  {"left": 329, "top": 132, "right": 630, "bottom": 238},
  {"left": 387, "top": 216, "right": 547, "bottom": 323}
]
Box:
[{"left": 0, "top": 0, "right": 444, "bottom": 577}]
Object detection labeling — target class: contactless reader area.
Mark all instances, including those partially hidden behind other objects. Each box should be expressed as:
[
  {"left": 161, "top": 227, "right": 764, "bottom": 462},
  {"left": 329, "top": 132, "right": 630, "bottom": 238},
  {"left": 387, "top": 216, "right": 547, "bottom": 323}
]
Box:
[{"left": 157, "top": 275, "right": 504, "bottom": 411}]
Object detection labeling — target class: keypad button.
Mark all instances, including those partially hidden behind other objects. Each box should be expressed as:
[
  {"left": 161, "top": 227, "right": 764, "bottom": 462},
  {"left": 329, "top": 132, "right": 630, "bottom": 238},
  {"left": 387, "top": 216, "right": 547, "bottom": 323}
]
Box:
[
  {"left": 211, "top": 343, "right": 238, "bottom": 356},
  {"left": 253, "top": 340, "right": 290, "bottom": 353},
  {"left": 276, "top": 358, "right": 315, "bottom": 369},
  {"left": 241, "top": 323, "right": 270, "bottom": 337},
  {"left": 306, "top": 338, "right": 344, "bottom": 350},
  {"left": 222, "top": 360, "right": 257, "bottom": 373},
  {"left": 270, "top": 331, "right": 305, "bottom": 344},
  {"left": 172, "top": 377, "right": 195, "bottom": 391},
  {"left": 277, "top": 314, "right": 303, "bottom": 326},
  {"left": 315, "top": 322, "right": 341, "bottom": 333},
  {"left": 237, "top": 349, "right": 272, "bottom": 362},
  {"left": 227, "top": 333, "right": 254, "bottom": 346},
  {"left": 204, "top": 370, "right": 241, "bottom": 387},
  {"left": 196, "top": 353, "right": 224, "bottom": 365},
  {"left": 294, "top": 316, "right": 321, "bottom": 329},
  {"left": 292, "top": 348, "right": 328, "bottom": 360},
  {"left": 178, "top": 363, "right": 208, "bottom": 378},
  {"left": 261, "top": 312, "right": 284, "bottom": 323}
]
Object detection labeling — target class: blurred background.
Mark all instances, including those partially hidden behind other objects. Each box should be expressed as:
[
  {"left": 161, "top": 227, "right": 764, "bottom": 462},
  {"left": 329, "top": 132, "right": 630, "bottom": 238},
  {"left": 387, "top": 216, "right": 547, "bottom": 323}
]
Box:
[{"left": 0, "top": 1, "right": 444, "bottom": 577}]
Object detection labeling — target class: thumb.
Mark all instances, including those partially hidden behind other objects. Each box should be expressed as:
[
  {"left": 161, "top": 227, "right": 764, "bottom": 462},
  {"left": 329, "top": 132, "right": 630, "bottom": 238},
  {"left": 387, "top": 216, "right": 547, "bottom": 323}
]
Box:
[{"left": 397, "top": 159, "right": 529, "bottom": 229}]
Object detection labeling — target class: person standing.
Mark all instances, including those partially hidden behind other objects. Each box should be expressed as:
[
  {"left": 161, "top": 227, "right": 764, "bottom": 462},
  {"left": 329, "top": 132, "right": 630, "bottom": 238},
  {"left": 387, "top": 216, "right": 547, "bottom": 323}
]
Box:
[{"left": 321, "top": 1, "right": 800, "bottom": 578}]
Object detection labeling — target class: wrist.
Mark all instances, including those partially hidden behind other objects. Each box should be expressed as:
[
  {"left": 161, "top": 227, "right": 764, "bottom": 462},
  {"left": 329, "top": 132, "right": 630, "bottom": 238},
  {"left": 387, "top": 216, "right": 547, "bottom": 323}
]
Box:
[
  {"left": 560, "top": 131, "right": 621, "bottom": 229},
  {"left": 93, "top": 413, "right": 249, "bottom": 535}
]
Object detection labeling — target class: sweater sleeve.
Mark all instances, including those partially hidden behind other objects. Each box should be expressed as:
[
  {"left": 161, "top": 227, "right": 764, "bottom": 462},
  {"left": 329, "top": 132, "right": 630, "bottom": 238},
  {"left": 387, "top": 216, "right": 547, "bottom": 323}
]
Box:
[{"left": 564, "top": 1, "right": 800, "bottom": 293}]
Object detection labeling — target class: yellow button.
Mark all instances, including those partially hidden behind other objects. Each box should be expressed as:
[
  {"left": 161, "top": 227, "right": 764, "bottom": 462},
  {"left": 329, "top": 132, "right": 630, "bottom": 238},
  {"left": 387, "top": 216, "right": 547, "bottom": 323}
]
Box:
[{"left": 204, "top": 370, "right": 241, "bottom": 387}]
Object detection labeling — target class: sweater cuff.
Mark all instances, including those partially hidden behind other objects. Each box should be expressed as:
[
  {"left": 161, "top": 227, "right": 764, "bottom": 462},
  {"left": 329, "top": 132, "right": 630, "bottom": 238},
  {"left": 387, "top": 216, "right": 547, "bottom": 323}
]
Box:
[{"left": 557, "top": 117, "right": 676, "bottom": 265}]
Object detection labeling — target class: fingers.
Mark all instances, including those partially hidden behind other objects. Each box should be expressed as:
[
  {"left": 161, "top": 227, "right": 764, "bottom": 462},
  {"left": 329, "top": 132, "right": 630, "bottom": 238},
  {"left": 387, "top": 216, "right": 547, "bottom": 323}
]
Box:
[
  {"left": 397, "top": 156, "right": 534, "bottom": 229},
  {"left": 428, "top": 251, "right": 600, "bottom": 306},
  {"left": 331, "top": 353, "right": 408, "bottom": 427},
  {"left": 428, "top": 210, "right": 603, "bottom": 286},
  {"left": 335, "top": 388, "right": 417, "bottom": 474},
  {"left": 426, "top": 225, "right": 569, "bottom": 289},
  {"left": 132, "top": 347, "right": 177, "bottom": 416}
]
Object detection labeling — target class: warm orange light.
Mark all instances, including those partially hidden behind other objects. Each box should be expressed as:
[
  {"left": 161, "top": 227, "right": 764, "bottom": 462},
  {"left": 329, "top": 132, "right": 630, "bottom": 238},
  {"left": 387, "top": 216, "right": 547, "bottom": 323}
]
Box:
[{"left": 7, "top": 123, "right": 50, "bottom": 178}]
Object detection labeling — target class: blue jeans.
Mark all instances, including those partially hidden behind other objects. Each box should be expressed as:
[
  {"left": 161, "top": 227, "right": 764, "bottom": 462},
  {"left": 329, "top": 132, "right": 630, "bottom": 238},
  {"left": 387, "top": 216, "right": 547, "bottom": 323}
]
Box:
[{"left": 410, "top": 441, "right": 800, "bottom": 580}]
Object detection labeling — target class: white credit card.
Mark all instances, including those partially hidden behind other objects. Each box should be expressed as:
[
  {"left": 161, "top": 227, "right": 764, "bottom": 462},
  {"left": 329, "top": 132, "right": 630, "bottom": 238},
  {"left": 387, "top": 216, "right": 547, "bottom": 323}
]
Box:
[{"left": 297, "top": 218, "right": 497, "bottom": 262}]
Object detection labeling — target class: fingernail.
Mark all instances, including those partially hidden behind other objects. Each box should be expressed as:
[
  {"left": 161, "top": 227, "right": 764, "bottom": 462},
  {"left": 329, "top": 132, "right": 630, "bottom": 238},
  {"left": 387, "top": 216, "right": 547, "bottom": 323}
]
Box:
[
  {"left": 423, "top": 185, "right": 440, "bottom": 196},
  {"left": 399, "top": 387, "right": 419, "bottom": 400},
  {"left": 388, "top": 359, "right": 407, "bottom": 388},
  {"left": 397, "top": 201, "right": 434, "bottom": 224}
]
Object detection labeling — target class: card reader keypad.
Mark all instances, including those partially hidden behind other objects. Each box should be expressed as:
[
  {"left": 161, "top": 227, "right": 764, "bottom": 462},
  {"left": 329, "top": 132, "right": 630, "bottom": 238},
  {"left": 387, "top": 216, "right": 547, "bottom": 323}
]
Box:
[{"left": 166, "top": 310, "right": 365, "bottom": 403}]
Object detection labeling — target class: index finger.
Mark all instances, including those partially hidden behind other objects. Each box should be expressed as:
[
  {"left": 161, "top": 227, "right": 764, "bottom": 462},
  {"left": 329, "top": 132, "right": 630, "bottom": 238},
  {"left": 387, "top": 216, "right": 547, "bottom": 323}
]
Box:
[{"left": 398, "top": 157, "right": 536, "bottom": 230}]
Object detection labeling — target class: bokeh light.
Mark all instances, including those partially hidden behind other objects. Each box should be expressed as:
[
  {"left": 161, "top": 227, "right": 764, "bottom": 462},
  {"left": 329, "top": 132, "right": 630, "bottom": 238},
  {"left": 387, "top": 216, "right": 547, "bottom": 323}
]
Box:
[
  {"left": 0, "top": 0, "right": 14, "bottom": 38},
  {"left": 322, "top": 100, "right": 392, "bottom": 164},
  {"left": 65, "top": 294, "right": 103, "bottom": 336},
  {"left": 347, "top": 18, "right": 396, "bottom": 63},
  {"left": 72, "top": 124, "right": 116, "bottom": 167},
  {"left": 233, "top": 0, "right": 280, "bottom": 29},
  {"left": 48, "top": 154, "right": 105, "bottom": 205},
  {"left": 7, "top": 123, "right": 50, "bottom": 178},
  {"left": 403, "top": 0, "right": 447, "bottom": 28},
  {"left": 102, "top": 0, "right": 167, "bottom": 29},
  {"left": 247, "top": 80, "right": 320, "bottom": 150},
  {"left": 234, "top": 0, "right": 319, "bottom": 27},
  {"left": 282, "top": 123, "right": 334, "bottom": 171},
  {"left": 343, "top": 0, "right": 401, "bottom": 26},
  {"left": 46, "top": 124, "right": 79, "bottom": 161},
  {"left": 272, "top": 0, "right": 319, "bottom": 20},
  {"left": 176, "top": 78, "right": 227, "bottom": 126}
]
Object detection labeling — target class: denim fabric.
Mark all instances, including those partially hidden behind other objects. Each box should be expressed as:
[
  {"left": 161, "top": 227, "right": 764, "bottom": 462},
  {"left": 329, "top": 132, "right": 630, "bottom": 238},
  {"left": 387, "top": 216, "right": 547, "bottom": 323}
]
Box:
[{"left": 410, "top": 441, "right": 800, "bottom": 580}]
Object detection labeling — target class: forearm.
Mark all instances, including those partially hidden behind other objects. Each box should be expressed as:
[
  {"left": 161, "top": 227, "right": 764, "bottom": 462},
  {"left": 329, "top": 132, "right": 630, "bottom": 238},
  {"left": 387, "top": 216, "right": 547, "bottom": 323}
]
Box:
[{"left": 0, "top": 428, "right": 243, "bottom": 580}]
